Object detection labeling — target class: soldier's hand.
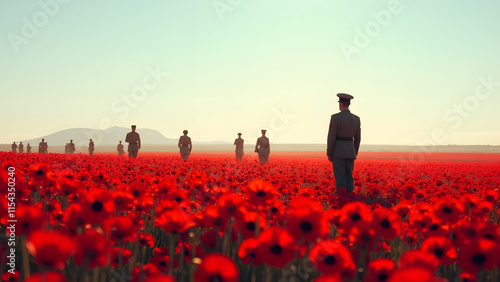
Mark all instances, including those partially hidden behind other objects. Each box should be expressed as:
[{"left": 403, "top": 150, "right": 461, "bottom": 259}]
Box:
[{"left": 328, "top": 155, "right": 332, "bottom": 162}]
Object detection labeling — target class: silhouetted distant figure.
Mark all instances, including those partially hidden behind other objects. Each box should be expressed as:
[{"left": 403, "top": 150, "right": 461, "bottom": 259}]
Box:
[
  {"left": 18, "top": 142, "right": 24, "bottom": 153},
  {"left": 327, "top": 93, "right": 361, "bottom": 193},
  {"left": 178, "top": 130, "right": 192, "bottom": 161},
  {"left": 11, "top": 142, "right": 17, "bottom": 153},
  {"left": 125, "top": 125, "right": 141, "bottom": 158},
  {"left": 117, "top": 141, "right": 125, "bottom": 156},
  {"left": 38, "top": 139, "right": 48, "bottom": 154},
  {"left": 68, "top": 140, "right": 76, "bottom": 154},
  {"left": 255, "top": 129, "right": 270, "bottom": 164},
  {"left": 65, "top": 143, "right": 69, "bottom": 154},
  {"left": 89, "top": 139, "right": 95, "bottom": 157},
  {"left": 27, "top": 143, "right": 31, "bottom": 153},
  {"left": 234, "top": 133, "right": 244, "bottom": 161}
]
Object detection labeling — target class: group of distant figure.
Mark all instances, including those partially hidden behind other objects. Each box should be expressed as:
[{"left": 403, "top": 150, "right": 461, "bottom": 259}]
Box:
[{"left": 9, "top": 125, "right": 271, "bottom": 163}]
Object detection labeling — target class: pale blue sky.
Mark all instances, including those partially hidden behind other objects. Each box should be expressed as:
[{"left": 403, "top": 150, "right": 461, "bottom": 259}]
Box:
[{"left": 1, "top": 0, "right": 499, "bottom": 145}]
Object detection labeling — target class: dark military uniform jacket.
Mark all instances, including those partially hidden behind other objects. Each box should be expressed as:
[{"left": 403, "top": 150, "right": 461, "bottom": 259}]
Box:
[{"left": 327, "top": 110, "right": 361, "bottom": 159}]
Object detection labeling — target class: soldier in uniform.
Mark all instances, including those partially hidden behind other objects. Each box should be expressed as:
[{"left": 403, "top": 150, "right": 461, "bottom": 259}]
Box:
[
  {"left": 11, "top": 142, "right": 17, "bottom": 153},
  {"left": 65, "top": 143, "right": 69, "bottom": 154},
  {"left": 255, "top": 129, "right": 270, "bottom": 164},
  {"left": 89, "top": 139, "right": 95, "bottom": 157},
  {"left": 125, "top": 125, "right": 141, "bottom": 158},
  {"left": 327, "top": 93, "right": 361, "bottom": 193},
  {"left": 117, "top": 141, "right": 125, "bottom": 156},
  {"left": 178, "top": 130, "right": 192, "bottom": 161},
  {"left": 39, "top": 139, "right": 47, "bottom": 154},
  {"left": 27, "top": 143, "right": 32, "bottom": 153},
  {"left": 234, "top": 133, "right": 244, "bottom": 161},
  {"left": 18, "top": 142, "right": 24, "bottom": 153},
  {"left": 68, "top": 140, "right": 76, "bottom": 154}
]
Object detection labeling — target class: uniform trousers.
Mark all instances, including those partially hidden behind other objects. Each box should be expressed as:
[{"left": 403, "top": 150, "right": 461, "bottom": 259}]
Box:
[
  {"left": 332, "top": 157, "right": 355, "bottom": 192},
  {"left": 128, "top": 144, "right": 139, "bottom": 158}
]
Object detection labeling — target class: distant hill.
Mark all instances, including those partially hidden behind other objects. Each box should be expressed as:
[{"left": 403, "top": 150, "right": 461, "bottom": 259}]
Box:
[{"left": 20, "top": 127, "right": 177, "bottom": 147}]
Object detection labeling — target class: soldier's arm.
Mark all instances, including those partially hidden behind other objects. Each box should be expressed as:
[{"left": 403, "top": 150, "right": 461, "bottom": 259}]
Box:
[
  {"left": 255, "top": 139, "right": 259, "bottom": 152},
  {"left": 189, "top": 138, "right": 192, "bottom": 152},
  {"left": 178, "top": 137, "right": 181, "bottom": 148},
  {"left": 354, "top": 121, "right": 361, "bottom": 156},
  {"left": 327, "top": 116, "right": 336, "bottom": 158},
  {"left": 138, "top": 134, "right": 141, "bottom": 149},
  {"left": 125, "top": 133, "right": 129, "bottom": 143}
]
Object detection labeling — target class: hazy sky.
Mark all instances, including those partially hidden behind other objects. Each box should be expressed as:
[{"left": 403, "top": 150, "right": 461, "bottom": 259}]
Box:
[{"left": 1, "top": 0, "right": 499, "bottom": 145}]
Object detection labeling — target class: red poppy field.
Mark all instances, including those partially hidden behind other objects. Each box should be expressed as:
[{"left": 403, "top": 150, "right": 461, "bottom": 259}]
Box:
[{"left": 1, "top": 151, "right": 499, "bottom": 282}]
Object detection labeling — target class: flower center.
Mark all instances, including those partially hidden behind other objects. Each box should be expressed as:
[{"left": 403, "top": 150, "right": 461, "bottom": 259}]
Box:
[
  {"left": 300, "top": 222, "right": 313, "bottom": 232},
  {"left": 472, "top": 254, "right": 486, "bottom": 265},
  {"left": 378, "top": 273, "right": 388, "bottom": 281},
  {"left": 270, "top": 244, "right": 282, "bottom": 254},
  {"left": 443, "top": 207, "right": 452, "bottom": 214},
  {"left": 323, "top": 255, "right": 335, "bottom": 265},
  {"left": 256, "top": 191, "right": 266, "bottom": 197},
  {"left": 91, "top": 201, "right": 104, "bottom": 211},
  {"left": 433, "top": 248, "right": 444, "bottom": 257},
  {"left": 209, "top": 275, "right": 223, "bottom": 282},
  {"left": 36, "top": 169, "right": 44, "bottom": 176},
  {"left": 350, "top": 213, "right": 361, "bottom": 221},
  {"left": 246, "top": 222, "right": 256, "bottom": 231},
  {"left": 380, "top": 219, "right": 390, "bottom": 229}
]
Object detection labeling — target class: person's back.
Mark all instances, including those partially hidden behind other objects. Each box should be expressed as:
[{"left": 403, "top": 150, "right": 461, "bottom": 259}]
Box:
[
  {"left": 178, "top": 130, "right": 192, "bottom": 161},
  {"left": 329, "top": 110, "right": 361, "bottom": 158},
  {"left": 27, "top": 144, "right": 31, "bottom": 153},
  {"left": 19, "top": 142, "right": 24, "bottom": 153},
  {"left": 125, "top": 125, "right": 141, "bottom": 158},
  {"left": 11, "top": 142, "right": 17, "bottom": 153}
]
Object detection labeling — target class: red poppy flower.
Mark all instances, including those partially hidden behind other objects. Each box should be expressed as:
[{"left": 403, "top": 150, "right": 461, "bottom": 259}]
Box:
[
  {"left": 139, "top": 232, "right": 155, "bottom": 248},
  {"left": 255, "top": 227, "right": 298, "bottom": 268},
  {"left": 193, "top": 253, "right": 238, "bottom": 282},
  {"left": 481, "top": 189, "right": 498, "bottom": 204},
  {"left": 155, "top": 208, "right": 194, "bottom": 234},
  {"left": 370, "top": 207, "right": 402, "bottom": 241},
  {"left": 399, "top": 250, "right": 439, "bottom": 272},
  {"left": 338, "top": 201, "right": 371, "bottom": 233},
  {"left": 408, "top": 209, "right": 433, "bottom": 231},
  {"left": 388, "top": 267, "right": 446, "bottom": 282},
  {"left": 176, "top": 242, "right": 205, "bottom": 263},
  {"left": 421, "top": 236, "right": 457, "bottom": 265},
  {"left": 457, "top": 238, "right": 497, "bottom": 274},
  {"left": 91, "top": 169, "right": 109, "bottom": 185},
  {"left": 102, "top": 216, "right": 138, "bottom": 243},
  {"left": 286, "top": 197, "right": 329, "bottom": 242},
  {"left": 110, "top": 189, "right": 134, "bottom": 212},
  {"left": 309, "top": 240, "right": 356, "bottom": 278},
  {"left": 74, "top": 229, "right": 112, "bottom": 268},
  {"left": 348, "top": 224, "right": 378, "bottom": 249},
  {"left": 2, "top": 270, "right": 20, "bottom": 282},
  {"left": 433, "top": 197, "right": 464, "bottom": 224},
  {"left": 235, "top": 209, "right": 266, "bottom": 240},
  {"left": 62, "top": 204, "right": 86, "bottom": 230},
  {"left": 392, "top": 200, "right": 412, "bottom": 218},
  {"left": 149, "top": 256, "right": 178, "bottom": 273},
  {"left": 143, "top": 274, "right": 176, "bottom": 282},
  {"left": 244, "top": 179, "right": 277, "bottom": 207},
  {"left": 200, "top": 206, "right": 228, "bottom": 231},
  {"left": 26, "top": 230, "right": 75, "bottom": 269},
  {"left": 110, "top": 247, "right": 132, "bottom": 268},
  {"left": 200, "top": 230, "right": 218, "bottom": 249},
  {"left": 80, "top": 189, "right": 115, "bottom": 225},
  {"left": 238, "top": 238, "right": 261, "bottom": 265},
  {"left": 365, "top": 258, "right": 398, "bottom": 282},
  {"left": 217, "top": 193, "right": 244, "bottom": 219},
  {"left": 12, "top": 204, "right": 45, "bottom": 236},
  {"left": 24, "top": 271, "right": 67, "bottom": 282},
  {"left": 28, "top": 163, "right": 54, "bottom": 187}
]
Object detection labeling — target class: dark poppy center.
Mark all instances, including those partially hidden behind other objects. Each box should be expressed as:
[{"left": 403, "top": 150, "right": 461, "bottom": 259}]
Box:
[
  {"left": 98, "top": 174, "right": 104, "bottom": 179},
  {"left": 36, "top": 169, "right": 44, "bottom": 176},
  {"left": 378, "top": 273, "right": 388, "bottom": 281},
  {"left": 246, "top": 222, "right": 256, "bottom": 231},
  {"left": 76, "top": 218, "right": 84, "bottom": 226},
  {"left": 433, "top": 248, "right": 444, "bottom": 257},
  {"left": 256, "top": 191, "right": 266, "bottom": 197},
  {"left": 86, "top": 250, "right": 97, "bottom": 260},
  {"left": 175, "top": 197, "right": 182, "bottom": 202},
  {"left": 214, "top": 218, "right": 222, "bottom": 226},
  {"left": 270, "top": 244, "right": 282, "bottom": 254},
  {"left": 249, "top": 252, "right": 256, "bottom": 258},
  {"left": 443, "top": 207, "right": 452, "bottom": 214},
  {"left": 133, "top": 191, "right": 140, "bottom": 197},
  {"left": 323, "top": 255, "right": 336, "bottom": 265},
  {"left": 159, "top": 261, "right": 167, "bottom": 267},
  {"left": 271, "top": 207, "right": 278, "bottom": 213},
  {"left": 380, "top": 219, "right": 390, "bottom": 229},
  {"left": 430, "top": 224, "right": 438, "bottom": 231},
  {"left": 22, "top": 222, "right": 30, "bottom": 229},
  {"left": 472, "top": 254, "right": 486, "bottom": 265},
  {"left": 484, "top": 234, "right": 494, "bottom": 240},
  {"left": 209, "top": 275, "right": 223, "bottom": 282},
  {"left": 300, "top": 222, "right": 313, "bottom": 232},
  {"left": 350, "top": 213, "right": 361, "bottom": 221},
  {"left": 91, "top": 201, "right": 104, "bottom": 211}
]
